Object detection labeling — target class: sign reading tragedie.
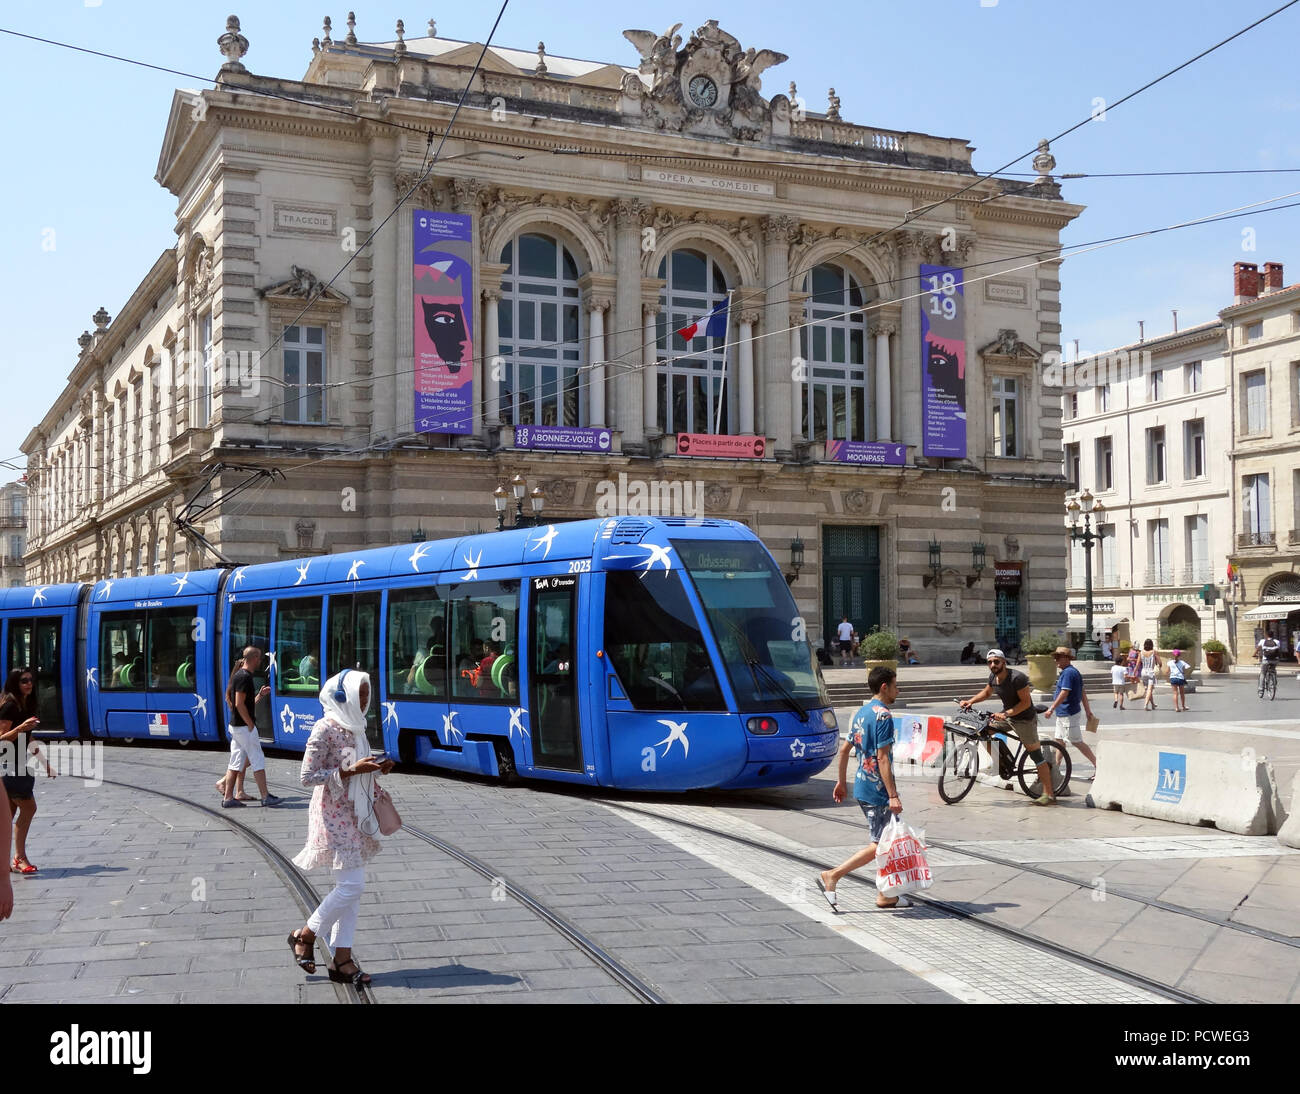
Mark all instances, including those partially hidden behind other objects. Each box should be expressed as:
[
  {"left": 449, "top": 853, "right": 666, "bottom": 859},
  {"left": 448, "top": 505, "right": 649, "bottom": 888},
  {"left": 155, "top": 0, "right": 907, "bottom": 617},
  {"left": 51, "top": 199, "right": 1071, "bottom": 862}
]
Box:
[
  {"left": 920, "top": 263, "right": 967, "bottom": 458},
  {"left": 824, "top": 440, "right": 907, "bottom": 466},
  {"left": 413, "top": 209, "right": 474, "bottom": 434}
]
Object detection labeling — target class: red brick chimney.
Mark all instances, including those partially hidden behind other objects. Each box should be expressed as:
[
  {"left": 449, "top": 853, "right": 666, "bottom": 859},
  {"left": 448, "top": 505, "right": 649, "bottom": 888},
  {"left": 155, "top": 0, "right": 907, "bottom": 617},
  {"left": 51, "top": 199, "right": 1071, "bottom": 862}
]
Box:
[
  {"left": 1234, "top": 261, "right": 1260, "bottom": 303},
  {"left": 1263, "top": 261, "right": 1284, "bottom": 292}
]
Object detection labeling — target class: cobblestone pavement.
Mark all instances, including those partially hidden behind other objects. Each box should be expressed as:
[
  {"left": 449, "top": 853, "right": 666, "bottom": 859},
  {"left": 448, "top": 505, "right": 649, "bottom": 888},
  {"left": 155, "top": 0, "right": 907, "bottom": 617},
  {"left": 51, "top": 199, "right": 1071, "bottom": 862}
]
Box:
[{"left": 4, "top": 734, "right": 1296, "bottom": 1004}]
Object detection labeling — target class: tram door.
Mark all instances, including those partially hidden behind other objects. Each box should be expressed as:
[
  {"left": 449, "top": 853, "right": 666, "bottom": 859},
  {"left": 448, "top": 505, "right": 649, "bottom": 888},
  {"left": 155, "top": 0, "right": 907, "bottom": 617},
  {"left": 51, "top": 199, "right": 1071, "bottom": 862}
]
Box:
[
  {"left": 328, "top": 592, "right": 383, "bottom": 749},
  {"left": 529, "top": 576, "right": 581, "bottom": 771},
  {"left": 6, "top": 618, "right": 63, "bottom": 731}
]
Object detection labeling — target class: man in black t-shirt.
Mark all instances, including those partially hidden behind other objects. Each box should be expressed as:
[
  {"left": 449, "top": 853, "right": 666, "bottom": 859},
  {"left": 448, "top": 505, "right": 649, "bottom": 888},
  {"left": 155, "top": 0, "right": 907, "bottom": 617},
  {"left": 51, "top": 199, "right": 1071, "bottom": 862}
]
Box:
[
  {"left": 960, "top": 648, "right": 1056, "bottom": 806},
  {"left": 218, "top": 647, "right": 279, "bottom": 808}
]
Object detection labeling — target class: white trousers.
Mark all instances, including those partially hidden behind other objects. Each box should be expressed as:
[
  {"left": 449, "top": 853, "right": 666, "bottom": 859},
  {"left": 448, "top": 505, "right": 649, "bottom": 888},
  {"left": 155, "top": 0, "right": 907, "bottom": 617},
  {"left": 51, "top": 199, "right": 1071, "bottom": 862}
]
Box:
[{"left": 306, "top": 866, "right": 365, "bottom": 949}]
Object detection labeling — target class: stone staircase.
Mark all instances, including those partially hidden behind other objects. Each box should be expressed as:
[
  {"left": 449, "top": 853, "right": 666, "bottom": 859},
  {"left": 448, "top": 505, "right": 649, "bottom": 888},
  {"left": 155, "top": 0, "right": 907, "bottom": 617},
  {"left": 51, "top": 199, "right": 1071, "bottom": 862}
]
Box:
[{"left": 824, "top": 666, "right": 1126, "bottom": 711}]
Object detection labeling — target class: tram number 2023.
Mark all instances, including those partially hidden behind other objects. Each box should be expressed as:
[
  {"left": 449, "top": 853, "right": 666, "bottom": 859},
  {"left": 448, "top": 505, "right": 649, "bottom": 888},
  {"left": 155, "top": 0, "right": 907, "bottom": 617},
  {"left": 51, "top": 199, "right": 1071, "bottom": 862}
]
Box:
[{"left": 568, "top": 560, "right": 592, "bottom": 573}]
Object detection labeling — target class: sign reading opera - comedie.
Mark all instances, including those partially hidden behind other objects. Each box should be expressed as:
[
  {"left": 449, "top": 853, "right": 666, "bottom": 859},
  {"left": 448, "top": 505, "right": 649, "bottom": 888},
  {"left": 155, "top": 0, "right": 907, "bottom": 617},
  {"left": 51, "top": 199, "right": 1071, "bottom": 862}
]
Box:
[{"left": 676, "top": 433, "right": 766, "bottom": 459}]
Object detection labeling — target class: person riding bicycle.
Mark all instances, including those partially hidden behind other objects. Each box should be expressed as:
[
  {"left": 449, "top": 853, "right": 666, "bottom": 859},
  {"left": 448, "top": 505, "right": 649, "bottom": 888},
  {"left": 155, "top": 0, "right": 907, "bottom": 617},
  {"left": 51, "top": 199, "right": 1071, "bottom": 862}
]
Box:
[
  {"left": 1255, "top": 631, "right": 1285, "bottom": 686},
  {"left": 959, "top": 649, "right": 1056, "bottom": 806}
]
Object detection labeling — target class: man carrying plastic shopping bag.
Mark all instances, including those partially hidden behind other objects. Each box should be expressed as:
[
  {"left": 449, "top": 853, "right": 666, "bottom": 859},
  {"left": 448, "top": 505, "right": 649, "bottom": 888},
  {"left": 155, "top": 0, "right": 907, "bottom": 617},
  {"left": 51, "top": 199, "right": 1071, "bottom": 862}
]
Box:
[
  {"left": 816, "top": 666, "right": 912, "bottom": 912},
  {"left": 875, "top": 815, "right": 933, "bottom": 900}
]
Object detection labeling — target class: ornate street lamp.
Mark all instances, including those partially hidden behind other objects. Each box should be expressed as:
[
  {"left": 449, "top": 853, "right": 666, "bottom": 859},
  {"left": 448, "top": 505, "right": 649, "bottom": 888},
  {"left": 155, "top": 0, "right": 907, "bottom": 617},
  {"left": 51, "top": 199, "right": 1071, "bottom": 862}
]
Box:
[
  {"left": 967, "top": 541, "right": 986, "bottom": 588},
  {"left": 786, "top": 535, "right": 805, "bottom": 585},
  {"left": 923, "top": 537, "right": 942, "bottom": 588},
  {"left": 495, "top": 477, "right": 545, "bottom": 530},
  {"left": 1066, "top": 490, "right": 1106, "bottom": 660}
]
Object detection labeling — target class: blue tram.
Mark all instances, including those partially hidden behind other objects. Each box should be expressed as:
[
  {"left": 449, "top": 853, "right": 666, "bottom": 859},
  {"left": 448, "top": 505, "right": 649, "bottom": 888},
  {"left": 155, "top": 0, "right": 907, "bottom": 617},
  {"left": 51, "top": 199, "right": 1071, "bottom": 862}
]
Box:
[{"left": 0, "top": 517, "right": 839, "bottom": 790}]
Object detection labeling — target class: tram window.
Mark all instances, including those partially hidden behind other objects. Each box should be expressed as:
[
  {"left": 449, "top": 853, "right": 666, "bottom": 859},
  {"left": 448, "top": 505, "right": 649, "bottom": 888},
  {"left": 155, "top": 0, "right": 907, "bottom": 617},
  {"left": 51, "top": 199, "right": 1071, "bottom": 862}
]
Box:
[
  {"left": 228, "top": 601, "right": 271, "bottom": 689},
  {"left": 33, "top": 618, "right": 61, "bottom": 727},
  {"left": 275, "top": 598, "right": 323, "bottom": 694},
  {"left": 448, "top": 581, "right": 518, "bottom": 702},
  {"left": 604, "top": 571, "right": 724, "bottom": 711},
  {"left": 326, "top": 593, "right": 382, "bottom": 741},
  {"left": 147, "top": 608, "right": 199, "bottom": 692},
  {"left": 388, "top": 587, "right": 446, "bottom": 699},
  {"left": 100, "top": 612, "right": 147, "bottom": 691},
  {"left": 7, "top": 620, "right": 32, "bottom": 674}
]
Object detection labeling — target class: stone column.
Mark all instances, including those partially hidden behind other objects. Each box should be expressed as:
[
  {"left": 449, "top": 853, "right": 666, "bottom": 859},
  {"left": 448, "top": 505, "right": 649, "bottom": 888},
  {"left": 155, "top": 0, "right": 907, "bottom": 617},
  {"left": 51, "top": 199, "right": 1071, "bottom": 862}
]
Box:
[
  {"left": 761, "top": 216, "right": 796, "bottom": 454},
  {"left": 871, "top": 320, "right": 896, "bottom": 441},
  {"left": 642, "top": 301, "right": 660, "bottom": 435},
  {"left": 369, "top": 137, "right": 399, "bottom": 442},
  {"left": 612, "top": 199, "right": 645, "bottom": 450},
  {"left": 738, "top": 309, "right": 760, "bottom": 435},
  {"left": 788, "top": 291, "right": 809, "bottom": 443},
  {"left": 394, "top": 189, "right": 415, "bottom": 437},
  {"left": 896, "top": 231, "right": 926, "bottom": 458},
  {"left": 482, "top": 286, "right": 501, "bottom": 425},
  {"left": 584, "top": 295, "right": 610, "bottom": 427}
]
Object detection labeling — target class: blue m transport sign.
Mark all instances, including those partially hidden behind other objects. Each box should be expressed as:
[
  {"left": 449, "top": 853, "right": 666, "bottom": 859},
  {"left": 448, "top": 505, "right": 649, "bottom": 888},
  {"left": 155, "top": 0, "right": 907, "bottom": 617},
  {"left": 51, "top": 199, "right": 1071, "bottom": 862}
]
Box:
[{"left": 1152, "top": 751, "right": 1187, "bottom": 803}]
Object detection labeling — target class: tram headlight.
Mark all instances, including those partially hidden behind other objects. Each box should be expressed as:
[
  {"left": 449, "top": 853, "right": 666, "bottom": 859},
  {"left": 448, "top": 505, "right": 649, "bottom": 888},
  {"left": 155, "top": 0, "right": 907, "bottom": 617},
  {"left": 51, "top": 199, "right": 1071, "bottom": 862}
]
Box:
[
  {"left": 746, "top": 716, "right": 778, "bottom": 735},
  {"left": 821, "top": 709, "right": 837, "bottom": 730}
]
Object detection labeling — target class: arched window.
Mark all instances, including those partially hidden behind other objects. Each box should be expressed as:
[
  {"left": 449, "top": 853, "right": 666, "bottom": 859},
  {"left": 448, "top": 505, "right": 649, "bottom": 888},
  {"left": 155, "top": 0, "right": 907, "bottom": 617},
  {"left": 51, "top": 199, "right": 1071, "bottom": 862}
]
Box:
[
  {"left": 498, "top": 233, "right": 582, "bottom": 427},
  {"left": 657, "top": 249, "right": 730, "bottom": 435},
  {"left": 800, "top": 264, "right": 869, "bottom": 441}
]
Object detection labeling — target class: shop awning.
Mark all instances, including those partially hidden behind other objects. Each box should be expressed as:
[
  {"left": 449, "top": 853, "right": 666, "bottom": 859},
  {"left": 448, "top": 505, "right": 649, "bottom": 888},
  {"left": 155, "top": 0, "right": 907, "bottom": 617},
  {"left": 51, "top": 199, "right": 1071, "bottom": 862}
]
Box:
[{"left": 1242, "top": 601, "right": 1300, "bottom": 620}]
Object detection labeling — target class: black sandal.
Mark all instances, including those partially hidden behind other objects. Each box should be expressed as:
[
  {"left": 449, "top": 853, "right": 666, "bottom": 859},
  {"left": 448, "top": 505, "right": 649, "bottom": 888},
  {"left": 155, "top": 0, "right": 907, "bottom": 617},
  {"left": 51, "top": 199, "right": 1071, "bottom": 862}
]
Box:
[
  {"left": 287, "top": 930, "right": 317, "bottom": 974},
  {"left": 327, "top": 958, "right": 371, "bottom": 986}
]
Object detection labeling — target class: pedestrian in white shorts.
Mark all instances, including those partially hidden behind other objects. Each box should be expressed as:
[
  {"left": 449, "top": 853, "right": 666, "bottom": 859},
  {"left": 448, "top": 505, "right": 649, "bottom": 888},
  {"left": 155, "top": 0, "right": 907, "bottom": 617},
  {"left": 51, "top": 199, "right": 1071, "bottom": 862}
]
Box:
[
  {"left": 1042, "top": 646, "right": 1098, "bottom": 776},
  {"left": 1109, "top": 656, "right": 1128, "bottom": 709},
  {"left": 219, "top": 647, "right": 282, "bottom": 808}
]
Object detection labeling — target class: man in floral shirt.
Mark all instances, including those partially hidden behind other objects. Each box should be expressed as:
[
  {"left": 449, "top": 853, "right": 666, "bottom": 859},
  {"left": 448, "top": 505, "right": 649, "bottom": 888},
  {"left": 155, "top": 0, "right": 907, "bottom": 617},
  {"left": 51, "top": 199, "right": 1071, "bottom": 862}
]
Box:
[{"left": 816, "top": 666, "right": 907, "bottom": 911}]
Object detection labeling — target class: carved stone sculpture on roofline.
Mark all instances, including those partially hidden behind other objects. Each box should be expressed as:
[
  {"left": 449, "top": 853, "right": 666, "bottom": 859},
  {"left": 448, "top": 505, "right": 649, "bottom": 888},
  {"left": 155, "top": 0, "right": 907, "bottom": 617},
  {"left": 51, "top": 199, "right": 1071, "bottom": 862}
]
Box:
[{"left": 621, "top": 20, "right": 787, "bottom": 141}]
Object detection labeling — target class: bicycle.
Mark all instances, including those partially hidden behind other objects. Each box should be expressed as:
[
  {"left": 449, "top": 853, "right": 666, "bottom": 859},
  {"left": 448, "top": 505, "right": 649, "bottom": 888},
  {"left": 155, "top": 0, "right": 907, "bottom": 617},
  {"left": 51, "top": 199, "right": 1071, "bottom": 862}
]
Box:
[
  {"left": 1258, "top": 659, "right": 1278, "bottom": 701},
  {"left": 937, "top": 702, "right": 1072, "bottom": 804}
]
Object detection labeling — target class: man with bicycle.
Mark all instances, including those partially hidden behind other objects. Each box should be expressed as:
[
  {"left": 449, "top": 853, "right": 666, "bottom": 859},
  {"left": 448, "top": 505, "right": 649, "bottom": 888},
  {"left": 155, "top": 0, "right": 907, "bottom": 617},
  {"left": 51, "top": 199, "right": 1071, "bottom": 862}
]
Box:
[
  {"left": 1255, "top": 630, "right": 1285, "bottom": 691},
  {"left": 960, "top": 649, "right": 1056, "bottom": 806}
]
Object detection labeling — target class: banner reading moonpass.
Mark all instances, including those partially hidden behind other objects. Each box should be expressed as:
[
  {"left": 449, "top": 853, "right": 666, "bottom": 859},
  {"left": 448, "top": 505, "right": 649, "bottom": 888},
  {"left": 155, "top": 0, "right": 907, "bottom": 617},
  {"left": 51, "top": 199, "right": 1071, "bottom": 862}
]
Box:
[
  {"left": 920, "top": 263, "right": 966, "bottom": 458},
  {"left": 413, "top": 210, "right": 474, "bottom": 434}
]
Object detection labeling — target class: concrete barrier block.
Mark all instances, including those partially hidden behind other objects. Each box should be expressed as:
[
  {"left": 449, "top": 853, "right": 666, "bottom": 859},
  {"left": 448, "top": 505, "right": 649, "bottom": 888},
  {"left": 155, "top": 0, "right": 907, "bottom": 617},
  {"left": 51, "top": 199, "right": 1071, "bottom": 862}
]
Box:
[
  {"left": 1279, "top": 773, "right": 1300, "bottom": 849},
  {"left": 1087, "top": 740, "right": 1280, "bottom": 836}
]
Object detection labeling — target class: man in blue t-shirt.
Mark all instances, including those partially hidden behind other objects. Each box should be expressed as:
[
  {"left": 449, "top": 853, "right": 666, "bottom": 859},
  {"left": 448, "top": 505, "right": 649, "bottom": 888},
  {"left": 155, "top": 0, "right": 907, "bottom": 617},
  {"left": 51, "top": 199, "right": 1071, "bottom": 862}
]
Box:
[
  {"left": 1042, "top": 646, "right": 1097, "bottom": 776},
  {"left": 816, "top": 666, "right": 908, "bottom": 912}
]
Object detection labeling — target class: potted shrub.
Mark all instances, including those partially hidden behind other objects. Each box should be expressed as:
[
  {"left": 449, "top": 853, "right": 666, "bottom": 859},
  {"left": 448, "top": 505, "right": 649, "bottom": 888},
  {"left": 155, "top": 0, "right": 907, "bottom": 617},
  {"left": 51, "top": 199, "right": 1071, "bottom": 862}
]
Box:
[
  {"left": 1158, "top": 621, "right": 1201, "bottom": 672},
  {"left": 860, "top": 627, "right": 899, "bottom": 672},
  {"left": 1021, "top": 630, "right": 1062, "bottom": 692},
  {"left": 1202, "top": 638, "right": 1228, "bottom": 673}
]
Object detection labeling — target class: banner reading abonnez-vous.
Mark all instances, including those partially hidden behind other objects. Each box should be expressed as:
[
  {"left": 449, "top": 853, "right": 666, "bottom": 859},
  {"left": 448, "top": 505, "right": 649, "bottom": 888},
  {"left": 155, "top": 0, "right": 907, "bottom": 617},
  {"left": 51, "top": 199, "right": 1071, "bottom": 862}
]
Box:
[
  {"left": 414, "top": 209, "right": 474, "bottom": 434},
  {"left": 920, "top": 263, "right": 966, "bottom": 458}
]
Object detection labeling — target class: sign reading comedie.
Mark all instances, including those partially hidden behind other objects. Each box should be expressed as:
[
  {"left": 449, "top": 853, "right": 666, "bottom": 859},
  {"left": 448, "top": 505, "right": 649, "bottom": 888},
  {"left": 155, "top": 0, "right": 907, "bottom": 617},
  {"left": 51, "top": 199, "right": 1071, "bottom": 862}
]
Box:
[
  {"left": 676, "top": 433, "right": 766, "bottom": 459},
  {"left": 413, "top": 209, "right": 474, "bottom": 435}
]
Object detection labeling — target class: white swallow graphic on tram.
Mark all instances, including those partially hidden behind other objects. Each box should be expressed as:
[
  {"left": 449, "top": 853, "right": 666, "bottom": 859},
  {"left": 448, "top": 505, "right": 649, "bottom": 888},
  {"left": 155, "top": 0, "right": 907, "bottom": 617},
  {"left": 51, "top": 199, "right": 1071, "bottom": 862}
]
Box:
[
  {"left": 346, "top": 560, "right": 365, "bottom": 582},
  {"left": 86, "top": 667, "right": 98, "bottom": 688},
  {"left": 384, "top": 701, "right": 399, "bottom": 729},
  {"left": 655, "top": 718, "right": 690, "bottom": 758},
  {"left": 192, "top": 694, "right": 208, "bottom": 718},
  {"left": 96, "top": 581, "right": 114, "bottom": 599},
  {"left": 280, "top": 703, "right": 295, "bottom": 736},
  {"left": 442, "top": 711, "right": 464, "bottom": 744},
  {"left": 409, "top": 541, "right": 433, "bottom": 572},
  {"left": 266, "top": 651, "right": 277, "bottom": 672},
  {"left": 31, "top": 587, "right": 48, "bottom": 606},
  {"left": 789, "top": 738, "right": 807, "bottom": 759},
  {"left": 529, "top": 525, "right": 558, "bottom": 559},
  {"left": 508, "top": 707, "right": 530, "bottom": 741},
  {"left": 461, "top": 550, "right": 482, "bottom": 581},
  {"left": 232, "top": 567, "right": 247, "bottom": 587},
  {"left": 294, "top": 561, "right": 310, "bottom": 586},
  {"left": 173, "top": 573, "right": 190, "bottom": 595},
  {"left": 638, "top": 543, "right": 673, "bottom": 577}
]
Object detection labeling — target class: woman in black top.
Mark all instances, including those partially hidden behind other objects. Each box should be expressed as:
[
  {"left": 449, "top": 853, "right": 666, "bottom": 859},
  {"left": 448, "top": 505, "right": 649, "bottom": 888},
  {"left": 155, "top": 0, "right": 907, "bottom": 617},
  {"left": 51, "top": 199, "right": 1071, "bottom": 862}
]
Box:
[{"left": 1, "top": 668, "right": 54, "bottom": 874}]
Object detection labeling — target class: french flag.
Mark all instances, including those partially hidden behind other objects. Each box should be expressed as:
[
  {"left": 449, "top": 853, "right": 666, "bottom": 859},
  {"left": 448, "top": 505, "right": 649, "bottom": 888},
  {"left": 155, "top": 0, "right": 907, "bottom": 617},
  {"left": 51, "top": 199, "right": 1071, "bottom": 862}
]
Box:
[{"left": 676, "top": 299, "right": 729, "bottom": 342}]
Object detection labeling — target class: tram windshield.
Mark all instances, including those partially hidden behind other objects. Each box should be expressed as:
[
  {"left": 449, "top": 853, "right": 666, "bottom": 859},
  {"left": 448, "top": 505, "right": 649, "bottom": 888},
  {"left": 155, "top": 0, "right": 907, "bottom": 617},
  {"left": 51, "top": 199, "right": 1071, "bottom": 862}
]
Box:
[{"left": 675, "top": 539, "right": 829, "bottom": 714}]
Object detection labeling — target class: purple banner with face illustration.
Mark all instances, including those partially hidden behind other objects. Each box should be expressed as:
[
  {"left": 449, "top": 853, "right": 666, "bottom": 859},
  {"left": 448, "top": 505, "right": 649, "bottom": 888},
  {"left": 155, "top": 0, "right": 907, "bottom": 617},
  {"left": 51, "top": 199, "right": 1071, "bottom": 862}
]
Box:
[
  {"left": 414, "top": 210, "right": 474, "bottom": 434},
  {"left": 824, "top": 440, "right": 907, "bottom": 466},
  {"left": 920, "top": 263, "right": 966, "bottom": 458}
]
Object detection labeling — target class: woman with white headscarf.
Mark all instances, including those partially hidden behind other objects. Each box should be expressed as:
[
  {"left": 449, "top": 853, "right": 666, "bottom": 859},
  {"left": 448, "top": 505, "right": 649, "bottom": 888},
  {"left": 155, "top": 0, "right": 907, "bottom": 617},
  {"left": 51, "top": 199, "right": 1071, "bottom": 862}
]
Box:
[{"left": 287, "top": 669, "right": 394, "bottom": 986}]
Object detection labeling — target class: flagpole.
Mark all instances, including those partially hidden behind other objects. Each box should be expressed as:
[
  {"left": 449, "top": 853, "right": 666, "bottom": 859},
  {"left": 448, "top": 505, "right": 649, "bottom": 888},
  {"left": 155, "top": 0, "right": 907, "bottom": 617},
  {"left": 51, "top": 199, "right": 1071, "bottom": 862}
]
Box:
[{"left": 714, "top": 289, "right": 733, "bottom": 435}]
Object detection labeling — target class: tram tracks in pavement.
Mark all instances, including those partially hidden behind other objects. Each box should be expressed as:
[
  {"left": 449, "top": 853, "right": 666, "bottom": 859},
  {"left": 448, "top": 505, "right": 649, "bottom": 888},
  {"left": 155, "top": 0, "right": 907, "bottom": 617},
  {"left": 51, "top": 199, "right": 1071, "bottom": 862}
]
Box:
[
  {"left": 97, "top": 776, "right": 374, "bottom": 1004},
  {"left": 580, "top": 793, "right": 1215, "bottom": 1005},
  {"left": 106, "top": 755, "right": 664, "bottom": 1004}
]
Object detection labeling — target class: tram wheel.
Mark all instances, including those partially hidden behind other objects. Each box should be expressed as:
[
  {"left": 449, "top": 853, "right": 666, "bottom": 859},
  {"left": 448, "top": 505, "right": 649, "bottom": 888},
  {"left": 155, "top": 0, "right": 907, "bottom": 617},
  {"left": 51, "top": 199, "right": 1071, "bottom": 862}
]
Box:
[
  {"left": 1018, "top": 740, "right": 1072, "bottom": 798},
  {"left": 122, "top": 737, "right": 135, "bottom": 745},
  {"left": 494, "top": 742, "right": 519, "bottom": 785},
  {"left": 937, "top": 736, "right": 978, "bottom": 804}
]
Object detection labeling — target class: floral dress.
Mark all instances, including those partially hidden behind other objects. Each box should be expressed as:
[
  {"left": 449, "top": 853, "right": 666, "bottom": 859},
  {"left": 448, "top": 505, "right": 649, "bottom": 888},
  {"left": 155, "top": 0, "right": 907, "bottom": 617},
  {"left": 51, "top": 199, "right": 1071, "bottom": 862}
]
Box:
[{"left": 292, "top": 719, "right": 383, "bottom": 871}]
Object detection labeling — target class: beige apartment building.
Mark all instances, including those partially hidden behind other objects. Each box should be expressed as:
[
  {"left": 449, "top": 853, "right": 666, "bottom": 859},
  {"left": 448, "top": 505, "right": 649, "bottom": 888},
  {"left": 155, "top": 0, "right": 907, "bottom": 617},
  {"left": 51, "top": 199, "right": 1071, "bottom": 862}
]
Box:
[
  {"left": 1222, "top": 261, "right": 1300, "bottom": 658},
  {"left": 0, "top": 481, "right": 27, "bottom": 587},
  {"left": 1061, "top": 320, "right": 1230, "bottom": 660},
  {"left": 23, "top": 15, "right": 1084, "bottom": 658}
]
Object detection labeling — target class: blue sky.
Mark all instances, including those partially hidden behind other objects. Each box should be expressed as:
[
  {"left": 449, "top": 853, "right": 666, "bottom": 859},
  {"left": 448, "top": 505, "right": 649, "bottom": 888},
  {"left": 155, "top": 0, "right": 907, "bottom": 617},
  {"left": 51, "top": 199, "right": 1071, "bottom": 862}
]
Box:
[{"left": 2, "top": 0, "right": 1298, "bottom": 468}]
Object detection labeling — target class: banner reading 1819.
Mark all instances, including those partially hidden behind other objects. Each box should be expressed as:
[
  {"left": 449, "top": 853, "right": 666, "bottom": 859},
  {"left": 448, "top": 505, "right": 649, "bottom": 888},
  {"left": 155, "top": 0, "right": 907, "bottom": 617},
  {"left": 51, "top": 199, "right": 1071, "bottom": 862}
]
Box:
[
  {"left": 413, "top": 209, "right": 474, "bottom": 434},
  {"left": 920, "top": 263, "right": 966, "bottom": 459}
]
